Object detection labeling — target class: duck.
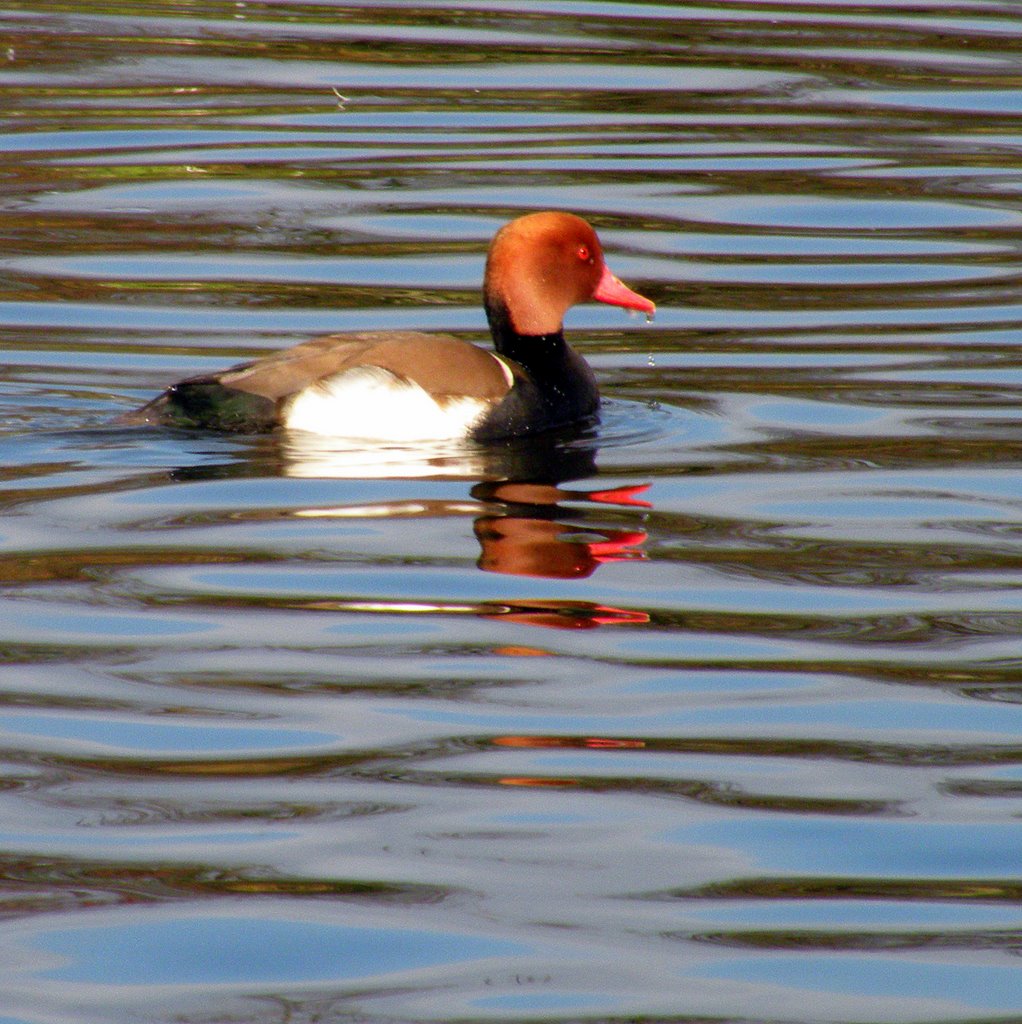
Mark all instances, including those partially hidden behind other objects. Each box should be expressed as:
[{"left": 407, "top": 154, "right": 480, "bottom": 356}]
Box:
[{"left": 121, "top": 211, "right": 655, "bottom": 441}]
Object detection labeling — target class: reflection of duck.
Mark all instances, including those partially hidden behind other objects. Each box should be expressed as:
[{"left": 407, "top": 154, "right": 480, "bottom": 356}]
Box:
[
  {"left": 297, "top": 472, "right": 649, "bottom": 583},
  {"left": 279, "top": 416, "right": 608, "bottom": 481},
  {"left": 285, "top": 430, "right": 650, "bottom": 581},
  {"left": 471, "top": 478, "right": 648, "bottom": 579},
  {"left": 159, "top": 426, "right": 652, "bottom": 613},
  {"left": 475, "top": 517, "right": 647, "bottom": 580},
  {"left": 121, "top": 212, "right": 653, "bottom": 440},
  {"left": 297, "top": 471, "right": 650, "bottom": 624}
]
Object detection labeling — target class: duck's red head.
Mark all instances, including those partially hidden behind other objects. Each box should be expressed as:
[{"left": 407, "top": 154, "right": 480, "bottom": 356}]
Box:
[{"left": 483, "top": 211, "right": 655, "bottom": 337}]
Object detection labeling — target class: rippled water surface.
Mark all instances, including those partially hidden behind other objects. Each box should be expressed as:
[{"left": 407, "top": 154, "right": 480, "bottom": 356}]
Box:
[{"left": 3, "top": 2, "right": 1022, "bottom": 1022}]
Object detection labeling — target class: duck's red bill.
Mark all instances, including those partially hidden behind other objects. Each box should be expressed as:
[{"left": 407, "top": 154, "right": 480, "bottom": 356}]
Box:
[{"left": 593, "top": 263, "right": 655, "bottom": 315}]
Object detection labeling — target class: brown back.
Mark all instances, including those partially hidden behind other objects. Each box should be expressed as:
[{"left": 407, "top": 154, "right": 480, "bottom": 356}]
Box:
[{"left": 219, "top": 331, "right": 514, "bottom": 402}]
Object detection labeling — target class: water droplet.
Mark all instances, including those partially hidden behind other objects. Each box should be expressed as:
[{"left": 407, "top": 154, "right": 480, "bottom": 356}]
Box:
[
  {"left": 647, "top": 353, "right": 656, "bottom": 369},
  {"left": 644, "top": 310, "right": 655, "bottom": 325}
]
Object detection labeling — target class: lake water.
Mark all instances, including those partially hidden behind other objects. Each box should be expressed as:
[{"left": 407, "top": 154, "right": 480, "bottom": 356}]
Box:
[{"left": 2, "top": 1, "right": 1022, "bottom": 1021}]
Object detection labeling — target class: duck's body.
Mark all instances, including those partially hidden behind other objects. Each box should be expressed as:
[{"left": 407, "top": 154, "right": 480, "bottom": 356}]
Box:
[{"left": 123, "top": 212, "right": 654, "bottom": 441}]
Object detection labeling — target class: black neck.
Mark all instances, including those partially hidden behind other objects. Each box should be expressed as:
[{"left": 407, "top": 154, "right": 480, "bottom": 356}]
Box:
[
  {"left": 485, "top": 299, "right": 566, "bottom": 365},
  {"left": 479, "top": 297, "right": 599, "bottom": 434}
]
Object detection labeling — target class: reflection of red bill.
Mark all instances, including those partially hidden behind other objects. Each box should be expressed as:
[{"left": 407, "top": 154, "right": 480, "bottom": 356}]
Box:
[
  {"left": 485, "top": 600, "right": 649, "bottom": 629},
  {"left": 588, "top": 531, "right": 648, "bottom": 563},
  {"left": 589, "top": 604, "right": 650, "bottom": 625},
  {"left": 493, "top": 735, "right": 646, "bottom": 750},
  {"left": 587, "top": 484, "right": 652, "bottom": 508}
]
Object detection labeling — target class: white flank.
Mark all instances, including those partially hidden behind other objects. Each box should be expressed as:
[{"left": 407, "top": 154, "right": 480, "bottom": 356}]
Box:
[{"left": 282, "top": 365, "right": 490, "bottom": 441}]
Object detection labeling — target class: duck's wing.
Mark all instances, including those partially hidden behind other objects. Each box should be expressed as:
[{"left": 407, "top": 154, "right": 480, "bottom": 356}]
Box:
[{"left": 119, "top": 331, "right": 516, "bottom": 432}]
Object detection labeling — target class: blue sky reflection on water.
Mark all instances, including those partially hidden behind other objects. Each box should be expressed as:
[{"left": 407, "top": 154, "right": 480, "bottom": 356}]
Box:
[
  {"left": 700, "top": 956, "right": 1022, "bottom": 1013},
  {"left": 36, "top": 916, "right": 526, "bottom": 985},
  {"left": 673, "top": 820, "right": 1022, "bottom": 877}
]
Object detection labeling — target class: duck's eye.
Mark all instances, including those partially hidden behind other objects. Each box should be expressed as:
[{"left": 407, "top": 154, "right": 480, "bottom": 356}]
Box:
[{"left": 576, "top": 244, "right": 591, "bottom": 262}]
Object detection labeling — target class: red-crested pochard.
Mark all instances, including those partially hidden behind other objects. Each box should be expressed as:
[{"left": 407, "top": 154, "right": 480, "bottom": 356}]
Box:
[{"left": 122, "top": 211, "right": 655, "bottom": 440}]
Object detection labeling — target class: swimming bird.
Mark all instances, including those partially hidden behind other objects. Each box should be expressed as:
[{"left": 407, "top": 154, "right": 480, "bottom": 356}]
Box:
[{"left": 122, "top": 211, "right": 654, "bottom": 441}]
